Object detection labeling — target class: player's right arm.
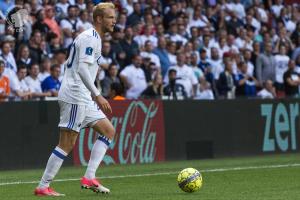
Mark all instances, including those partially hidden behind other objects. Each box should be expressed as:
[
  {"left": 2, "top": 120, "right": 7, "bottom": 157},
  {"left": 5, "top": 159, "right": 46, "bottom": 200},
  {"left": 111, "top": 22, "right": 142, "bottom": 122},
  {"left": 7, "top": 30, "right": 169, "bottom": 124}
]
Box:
[{"left": 76, "top": 36, "right": 112, "bottom": 113}]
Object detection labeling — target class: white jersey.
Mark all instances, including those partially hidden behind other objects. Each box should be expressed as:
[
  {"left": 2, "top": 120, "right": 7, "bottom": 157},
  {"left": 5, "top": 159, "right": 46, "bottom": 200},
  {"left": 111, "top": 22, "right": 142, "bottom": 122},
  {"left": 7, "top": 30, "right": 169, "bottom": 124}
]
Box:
[{"left": 58, "top": 28, "right": 102, "bottom": 105}]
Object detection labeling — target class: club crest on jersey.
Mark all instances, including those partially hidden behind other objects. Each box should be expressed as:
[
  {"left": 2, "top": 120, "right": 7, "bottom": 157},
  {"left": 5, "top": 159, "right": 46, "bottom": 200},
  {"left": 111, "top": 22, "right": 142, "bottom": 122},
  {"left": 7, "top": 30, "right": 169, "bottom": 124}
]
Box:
[{"left": 85, "top": 47, "right": 93, "bottom": 55}]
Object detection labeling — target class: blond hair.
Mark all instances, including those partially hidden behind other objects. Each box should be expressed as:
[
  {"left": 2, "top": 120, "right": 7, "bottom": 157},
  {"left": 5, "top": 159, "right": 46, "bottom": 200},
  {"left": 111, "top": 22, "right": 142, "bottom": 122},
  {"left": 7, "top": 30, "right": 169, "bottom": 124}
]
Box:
[{"left": 93, "top": 2, "right": 115, "bottom": 22}]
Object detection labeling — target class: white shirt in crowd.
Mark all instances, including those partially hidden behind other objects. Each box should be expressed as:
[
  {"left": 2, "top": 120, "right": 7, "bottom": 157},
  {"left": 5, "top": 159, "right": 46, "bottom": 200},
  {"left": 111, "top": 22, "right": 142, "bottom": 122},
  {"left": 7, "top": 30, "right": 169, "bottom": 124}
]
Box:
[
  {"left": 167, "top": 52, "right": 177, "bottom": 66},
  {"left": 188, "top": 15, "right": 209, "bottom": 29},
  {"left": 134, "top": 35, "right": 158, "bottom": 48},
  {"left": 165, "top": 33, "right": 188, "bottom": 45},
  {"left": 232, "top": 2, "right": 246, "bottom": 20},
  {"left": 60, "top": 18, "right": 83, "bottom": 48},
  {"left": 271, "top": 4, "right": 283, "bottom": 18},
  {"left": 140, "top": 51, "right": 161, "bottom": 68},
  {"left": 257, "top": 89, "right": 274, "bottom": 99},
  {"left": 10, "top": 76, "right": 30, "bottom": 100},
  {"left": 274, "top": 54, "right": 290, "bottom": 83},
  {"left": 78, "top": 19, "right": 93, "bottom": 30},
  {"left": 257, "top": 7, "right": 268, "bottom": 23},
  {"left": 216, "top": 44, "right": 230, "bottom": 59},
  {"left": 235, "top": 38, "right": 253, "bottom": 51},
  {"left": 195, "top": 89, "right": 214, "bottom": 100},
  {"left": 164, "top": 65, "right": 198, "bottom": 98},
  {"left": 246, "top": 61, "right": 254, "bottom": 77},
  {"left": 0, "top": 52, "right": 17, "bottom": 72},
  {"left": 97, "top": 55, "right": 113, "bottom": 81},
  {"left": 56, "top": 2, "right": 69, "bottom": 16},
  {"left": 209, "top": 59, "right": 223, "bottom": 80},
  {"left": 24, "top": 76, "right": 42, "bottom": 93},
  {"left": 59, "top": 28, "right": 102, "bottom": 105},
  {"left": 38, "top": 72, "right": 50, "bottom": 82},
  {"left": 120, "top": 64, "right": 147, "bottom": 99},
  {"left": 3, "top": 67, "right": 17, "bottom": 88}
]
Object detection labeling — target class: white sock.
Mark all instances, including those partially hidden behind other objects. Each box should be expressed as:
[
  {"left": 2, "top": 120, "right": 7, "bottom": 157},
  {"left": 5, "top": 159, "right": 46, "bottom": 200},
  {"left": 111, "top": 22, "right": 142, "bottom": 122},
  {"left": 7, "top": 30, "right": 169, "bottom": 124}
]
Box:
[
  {"left": 38, "top": 146, "right": 68, "bottom": 189},
  {"left": 84, "top": 135, "right": 111, "bottom": 179}
]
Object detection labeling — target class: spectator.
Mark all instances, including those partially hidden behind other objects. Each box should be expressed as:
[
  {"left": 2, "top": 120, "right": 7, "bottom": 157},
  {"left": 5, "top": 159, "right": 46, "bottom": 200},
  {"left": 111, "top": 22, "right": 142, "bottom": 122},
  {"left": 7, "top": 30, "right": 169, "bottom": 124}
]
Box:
[
  {"left": 97, "top": 41, "right": 115, "bottom": 82},
  {"left": 163, "top": 68, "right": 187, "bottom": 100},
  {"left": 60, "top": 5, "right": 82, "bottom": 48},
  {"left": 140, "top": 40, "right": 161, "bottom": 70},
  {"left": 120, "top": 54, "right": 147, "bottom": 99},
  {"left": 189, "top": 52, "right": 204, "bottom": 81},
  {"left": 38, "top": 57, "right": 51, "bottom": 82},
  {"left": 120, "top": 26, "right": 139, "bottom": 68},
  {"left": 141, "top": 73, "right": 163, "bottom": 99},
  {"left": 101, "top": 63, "right": 121, "bottom": 98},
  {"left": 141, "top": 58, "right": 156, "bottom": 84},
  {"left": 110, "top": 27, "right": 125, "bottom": 65},
  {"left": 217, "top": 59, "right": 236, "bottom": 99},
  {"left": 164, "top": 52, "right": 198, "bottom": 98},
  {"left": 257, "top": 80, "right": 276, "bottom": 99},
  {"left": 24, "top": 63, "right": 51, "bottom": 99},
  {"left": 0, "top": 41, "right": 17, "bottom": 72},
  {"left": 10, "top": 65, "right": 31, "bottom": 101},
  {"left": 209, "top": 47, "right": 223, "bottom": 81},
  {"left": 166, "top": 41, "right": 177, "bottom": 66},
  {"left": 16, "top": 44, "right": 32, "bottom": 70},
  {"left": 78, "top": 10, "right": 92, "bottom": 31},
  {"left": 32, "top": 9, "right": 50, "bottom": 34},
  {"left": 283, "top": 60, "right": 300, "bottom": 97},
  {"left": 109, "top": 82, "right": 126, "bottom": 100},
  {"left": 256, "top": 42, "right": 276, "bottom": 86},
  {"left": 153, "top": 36, "right": 171, "bottom": 77},
  {"left": 226, "top": 11, "right": 244, "bottom": 36},
  {"left": 116, "top": 13, "right": 127, "bottom": 30},
  {"left": 271, "top": 0, "right": 283, "bottom": 18},
  {"left": 187, "top": 5, "right": 209, "bottom": 29},
  {"left": 243, "top": 49, "right": 254, "bottom": 76},
  {"left": 76, "top": 0, "right": 86, "bottom": 10},
  {"left": 235, "top": 61, "right": 258, "bottom": 97},
  {"left": 43, "top": 5, "right": 61, "bottom": 41},
  {"left": 41, "top": 64, "right": 61, "bottom": 97},
  {"left": 56, "top": 0, "right": 70, "bottom": 18},
  {"left": 195, "top": 77, "right": 214, "bottom": 100},
  {"left": 126, "top": 2, "right": 142, "bottom": 26},
  {"left": 28, "top": 30, "right": 43, "bottom": 63},
  {"left": 292, "top": 35, "right": 300, "bottom": 61},
  {"left": 0, "top": 60, "right": 10, "bottom": 101},
  {"left": 274, "top": 45, "right": 290, "bottom": 94},
  {"left": 165, "top": 21, "right": 187, "bottom": 46},
  {"left": 198, "top": 49, "right": 210, "bottom": 74},
  {"left": 134, "top": 24, "right": 158, "bottom": 48},
  {"left": 52, "top": 49, "right": 67, "bottom": 81},
  {"left": 163, "top": 2, "right": 178, "bottom": 30}
]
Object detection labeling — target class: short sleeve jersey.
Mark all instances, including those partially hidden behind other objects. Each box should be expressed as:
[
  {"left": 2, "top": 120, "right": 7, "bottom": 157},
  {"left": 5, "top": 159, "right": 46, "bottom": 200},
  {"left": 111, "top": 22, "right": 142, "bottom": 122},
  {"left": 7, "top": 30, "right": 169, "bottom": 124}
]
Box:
[{"left": 58, "top": 28, "right": 102, "bottom": 105}]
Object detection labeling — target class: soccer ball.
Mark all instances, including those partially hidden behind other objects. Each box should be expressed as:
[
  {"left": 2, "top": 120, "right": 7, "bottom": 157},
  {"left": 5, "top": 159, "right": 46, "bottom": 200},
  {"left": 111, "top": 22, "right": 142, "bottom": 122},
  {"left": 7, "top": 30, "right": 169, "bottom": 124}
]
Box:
[{"left": 177, "top": 168, "right": 203, "bottom": 193}]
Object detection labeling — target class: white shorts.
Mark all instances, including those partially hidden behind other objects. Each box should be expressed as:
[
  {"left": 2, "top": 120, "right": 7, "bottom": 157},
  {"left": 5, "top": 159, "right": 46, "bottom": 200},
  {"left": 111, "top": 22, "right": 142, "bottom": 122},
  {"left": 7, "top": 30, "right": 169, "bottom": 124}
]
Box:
[{"left": 58, "top": 100, "right": 106, "bottom": 133}]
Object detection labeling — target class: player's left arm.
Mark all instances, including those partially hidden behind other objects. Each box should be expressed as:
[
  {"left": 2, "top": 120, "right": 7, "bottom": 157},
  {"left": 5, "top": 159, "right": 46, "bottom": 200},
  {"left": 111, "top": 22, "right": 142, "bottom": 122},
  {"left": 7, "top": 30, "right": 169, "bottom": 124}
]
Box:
[{"left": 77, "top": 38, "right": 112, "bottom": 113}]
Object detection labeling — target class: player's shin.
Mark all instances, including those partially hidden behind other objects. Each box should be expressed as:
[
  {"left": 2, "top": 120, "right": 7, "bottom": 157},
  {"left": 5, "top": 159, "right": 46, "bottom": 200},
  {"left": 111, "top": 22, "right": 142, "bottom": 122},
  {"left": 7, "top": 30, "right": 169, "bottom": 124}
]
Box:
[
  {"left": 84, "top": 135, "right": 111, "bottom": 179},
  {"left": 38, "top": 146, "right": 68, "bottom": 188}
]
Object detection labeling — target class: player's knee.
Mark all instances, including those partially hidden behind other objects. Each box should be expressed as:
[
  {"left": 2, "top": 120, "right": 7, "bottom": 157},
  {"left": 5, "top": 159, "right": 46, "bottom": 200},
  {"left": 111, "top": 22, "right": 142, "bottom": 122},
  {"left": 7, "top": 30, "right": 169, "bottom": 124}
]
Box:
[{"left": 106, "top": 127, "right": 115, "bottom": 140}]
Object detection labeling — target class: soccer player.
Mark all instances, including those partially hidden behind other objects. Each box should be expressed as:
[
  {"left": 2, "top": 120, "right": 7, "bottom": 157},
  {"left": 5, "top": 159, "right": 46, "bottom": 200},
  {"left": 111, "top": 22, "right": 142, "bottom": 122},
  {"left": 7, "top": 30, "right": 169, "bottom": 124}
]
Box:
[{"left": 34, "top": 3, "right": 116, "bottom": 196}]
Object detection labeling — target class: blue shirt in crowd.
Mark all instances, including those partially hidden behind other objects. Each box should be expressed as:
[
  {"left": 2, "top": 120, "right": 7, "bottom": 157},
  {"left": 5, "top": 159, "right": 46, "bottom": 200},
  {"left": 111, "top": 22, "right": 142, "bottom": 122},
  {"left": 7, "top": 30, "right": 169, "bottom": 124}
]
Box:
[
  {"left": 41, "top": 76, "right": 61, "bottom": 92},
  {"left": 153, "top": 47, "right": 171, "bottom": 77}
]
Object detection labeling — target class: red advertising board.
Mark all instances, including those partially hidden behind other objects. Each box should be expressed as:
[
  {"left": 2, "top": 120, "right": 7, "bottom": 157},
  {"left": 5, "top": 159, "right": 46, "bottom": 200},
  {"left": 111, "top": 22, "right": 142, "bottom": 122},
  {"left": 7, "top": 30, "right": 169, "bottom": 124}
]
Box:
[{"left": 73, "top": 100, "right": 165, "bottom": 166}]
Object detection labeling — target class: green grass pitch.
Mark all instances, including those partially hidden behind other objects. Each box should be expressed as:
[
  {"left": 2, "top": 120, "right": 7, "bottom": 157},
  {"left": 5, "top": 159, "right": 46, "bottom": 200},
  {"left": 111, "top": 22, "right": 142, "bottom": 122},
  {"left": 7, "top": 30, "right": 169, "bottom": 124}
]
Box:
[{"left": 0, "top": 154, "right": 300, "bottom": 200}]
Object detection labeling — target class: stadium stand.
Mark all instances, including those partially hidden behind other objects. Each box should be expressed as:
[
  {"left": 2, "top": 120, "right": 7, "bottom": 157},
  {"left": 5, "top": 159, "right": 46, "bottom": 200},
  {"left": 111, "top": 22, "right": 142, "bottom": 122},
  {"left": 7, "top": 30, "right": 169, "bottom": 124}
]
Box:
[{"left": 0, "top": 0, "right": 300, "bottom": 101}]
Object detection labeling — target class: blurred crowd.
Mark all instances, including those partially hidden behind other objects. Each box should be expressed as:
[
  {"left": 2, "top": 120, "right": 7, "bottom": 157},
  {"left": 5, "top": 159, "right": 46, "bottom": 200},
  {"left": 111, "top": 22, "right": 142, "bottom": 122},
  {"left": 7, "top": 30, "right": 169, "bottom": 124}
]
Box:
[{"left": 0, "top": 0, "right": 300, "bottom": 101}]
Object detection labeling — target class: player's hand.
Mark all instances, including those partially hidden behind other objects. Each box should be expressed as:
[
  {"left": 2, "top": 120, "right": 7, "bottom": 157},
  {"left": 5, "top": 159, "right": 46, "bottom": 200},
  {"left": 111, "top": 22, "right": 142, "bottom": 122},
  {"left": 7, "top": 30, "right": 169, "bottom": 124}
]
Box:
[{"left": 95, "top": 95, "right": 112, "bottom": 113}]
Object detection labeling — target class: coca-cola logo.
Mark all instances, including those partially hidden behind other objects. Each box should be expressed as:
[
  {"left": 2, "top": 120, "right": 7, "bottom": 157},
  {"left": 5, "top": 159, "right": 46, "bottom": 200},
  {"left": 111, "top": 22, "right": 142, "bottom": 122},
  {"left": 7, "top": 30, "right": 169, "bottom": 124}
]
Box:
[{"left": 73, "top": 100, "right": 165, "bottom": 165}]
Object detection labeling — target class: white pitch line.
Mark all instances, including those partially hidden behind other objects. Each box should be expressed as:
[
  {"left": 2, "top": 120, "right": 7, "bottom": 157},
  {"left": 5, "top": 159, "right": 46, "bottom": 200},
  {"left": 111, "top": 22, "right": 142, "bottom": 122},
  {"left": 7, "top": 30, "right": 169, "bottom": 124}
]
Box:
[{"left": 0, "top": 163, "right": 299, "bottom": 186}]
